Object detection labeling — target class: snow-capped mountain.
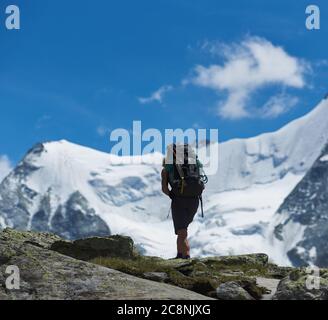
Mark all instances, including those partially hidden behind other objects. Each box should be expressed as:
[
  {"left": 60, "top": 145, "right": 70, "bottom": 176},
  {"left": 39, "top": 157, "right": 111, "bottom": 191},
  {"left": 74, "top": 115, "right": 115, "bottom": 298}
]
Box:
[
  {"left": 270, "top": 142, "right": 328, "bottom": 267},
  {"left": 0, "top": 142, "right": 166, "bottom": 241},
  {"left": 212, "top": 98, "right": 328, "bottom": 192},
  {"left": 0, "top": 98, "right": 328, "bottom": 265}
]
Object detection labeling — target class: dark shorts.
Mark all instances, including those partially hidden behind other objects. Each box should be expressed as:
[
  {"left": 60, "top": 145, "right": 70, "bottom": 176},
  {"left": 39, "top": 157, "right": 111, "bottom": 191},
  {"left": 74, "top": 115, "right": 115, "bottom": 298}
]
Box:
[{"left": 171, "top": 197, "right": 199, "bottom": 235}]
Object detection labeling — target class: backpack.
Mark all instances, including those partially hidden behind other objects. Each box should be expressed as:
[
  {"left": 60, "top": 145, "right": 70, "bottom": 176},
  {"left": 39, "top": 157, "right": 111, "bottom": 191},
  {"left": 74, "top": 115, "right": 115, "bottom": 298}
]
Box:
[{"left": 169, "top": 144, "right": 208, "bottom": 199}]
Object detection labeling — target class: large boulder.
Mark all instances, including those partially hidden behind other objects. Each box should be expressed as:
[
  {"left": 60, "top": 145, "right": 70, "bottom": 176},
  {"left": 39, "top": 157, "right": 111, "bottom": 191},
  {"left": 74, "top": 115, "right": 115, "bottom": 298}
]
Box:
[
  {"left": 0, "top": 229, "right": 212, "bottom": 300},
  {"left": 143, "top": 272, "right": 169, "bottom": 283},
  {"left": 216, "top": 282, "right": 254, "bottom": 300},
  {"left": 50, "top": 235, "right": 137, "bottom": 261},
  {"left": 273, "top": 269, "right": 328, "bottom": 300}
]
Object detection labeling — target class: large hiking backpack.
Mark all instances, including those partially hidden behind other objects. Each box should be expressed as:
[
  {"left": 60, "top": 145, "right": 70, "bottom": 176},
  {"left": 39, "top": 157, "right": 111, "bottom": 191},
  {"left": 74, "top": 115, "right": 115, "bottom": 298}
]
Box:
[{"left": 169, "top": 144, "right": 207, "bottom": 199}]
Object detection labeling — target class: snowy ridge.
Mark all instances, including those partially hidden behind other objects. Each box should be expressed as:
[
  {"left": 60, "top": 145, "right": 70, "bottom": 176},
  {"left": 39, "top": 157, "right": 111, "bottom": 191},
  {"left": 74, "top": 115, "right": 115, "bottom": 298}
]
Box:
[{"left": 211, "top": 99, "right": 328, "bottom": 193}]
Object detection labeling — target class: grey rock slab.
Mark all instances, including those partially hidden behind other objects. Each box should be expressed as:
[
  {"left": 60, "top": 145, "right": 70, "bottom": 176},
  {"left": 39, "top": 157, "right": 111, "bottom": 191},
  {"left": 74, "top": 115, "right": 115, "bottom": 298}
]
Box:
[{"left": 0, "top": 237, "right": 212, "bottom": 300}]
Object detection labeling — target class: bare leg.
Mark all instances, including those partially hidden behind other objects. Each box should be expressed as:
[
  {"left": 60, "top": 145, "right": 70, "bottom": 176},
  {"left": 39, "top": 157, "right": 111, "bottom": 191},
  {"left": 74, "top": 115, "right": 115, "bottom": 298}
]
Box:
[{"left": 177, "top": 229, "right": 190, "bottom": 258}]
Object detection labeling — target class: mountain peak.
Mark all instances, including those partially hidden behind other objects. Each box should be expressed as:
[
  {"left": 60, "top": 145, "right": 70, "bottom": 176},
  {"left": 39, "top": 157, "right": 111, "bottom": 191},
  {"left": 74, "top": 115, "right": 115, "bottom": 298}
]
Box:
[{"left": 26, "top": 142, "right": 46, "bottom": 157}]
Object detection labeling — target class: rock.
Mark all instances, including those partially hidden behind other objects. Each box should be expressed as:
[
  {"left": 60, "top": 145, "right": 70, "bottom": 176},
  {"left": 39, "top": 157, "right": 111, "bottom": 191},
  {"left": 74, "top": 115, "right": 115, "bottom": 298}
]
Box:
[
  {"left": 95, "top": 252, "right": 281, "bottom": 299},
  {"left": 273, "top": 269, "right": 328, "bottom": 300},
  {"left": 0, "top": 229, "right": 212, "bottom": 300},
  {"left": 266, "top": 264, "right": 293, "bottom": 279},
  {"left": 220, "top": 271, "right": 245, "bottom": 277},
  {"left": 50, "top": 235, "right": 137, "bottom": 260},
  {"left": 256, "top": 277, "right": 280, "bottom": 300},
  {"left": 158, "top": 259, "right": 193, "bottom": 269},
  {"left": 216, "top": 282, "right": 254, "bottom": 300},
  {"left": 4, "top": 228, "right": 328, "bottom": 300},
  {"left": 0, "top": 228, "right": 62, "bottom": 249},
  {"left": 143, "top": 272, "right": 169, "bottom": 283},
  {"left": 201, "top": 253, "right": 269, "bottom": 267}
]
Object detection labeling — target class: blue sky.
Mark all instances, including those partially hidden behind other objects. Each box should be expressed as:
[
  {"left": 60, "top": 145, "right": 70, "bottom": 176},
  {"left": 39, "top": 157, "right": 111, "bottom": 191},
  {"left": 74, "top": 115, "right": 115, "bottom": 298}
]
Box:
[{"left": 1, "top": 0, "right": 327, "bottom": 167}]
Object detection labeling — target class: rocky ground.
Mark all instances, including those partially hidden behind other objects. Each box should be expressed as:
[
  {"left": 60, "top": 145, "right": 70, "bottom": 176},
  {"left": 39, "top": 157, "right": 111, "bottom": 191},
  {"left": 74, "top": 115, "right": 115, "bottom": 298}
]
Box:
[{"left": 0, "top": 228, "right": 327, "bottom": 300}]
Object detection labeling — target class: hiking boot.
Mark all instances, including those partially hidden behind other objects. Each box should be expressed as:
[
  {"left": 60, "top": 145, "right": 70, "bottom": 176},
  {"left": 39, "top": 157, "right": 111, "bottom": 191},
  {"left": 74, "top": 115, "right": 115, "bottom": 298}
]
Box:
[{"left": 169, "top": 253, "right": 184, "bottom": 260}]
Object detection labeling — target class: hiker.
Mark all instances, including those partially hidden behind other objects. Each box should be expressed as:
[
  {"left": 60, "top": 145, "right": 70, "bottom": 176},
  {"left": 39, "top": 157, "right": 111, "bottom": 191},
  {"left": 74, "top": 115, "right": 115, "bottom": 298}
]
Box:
[{"left": 161, "top": 143, "right": 207, "bottom": 259}]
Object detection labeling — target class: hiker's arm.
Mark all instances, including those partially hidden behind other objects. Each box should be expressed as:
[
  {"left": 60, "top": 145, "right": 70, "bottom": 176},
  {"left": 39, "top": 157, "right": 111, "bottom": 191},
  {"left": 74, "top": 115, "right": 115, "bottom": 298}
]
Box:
[{"left": 161, "top": 169, "right": 170, "bottom": 197}]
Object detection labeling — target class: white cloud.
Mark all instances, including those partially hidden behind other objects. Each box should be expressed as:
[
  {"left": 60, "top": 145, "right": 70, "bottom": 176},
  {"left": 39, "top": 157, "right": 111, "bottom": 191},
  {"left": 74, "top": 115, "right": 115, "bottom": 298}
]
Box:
[
  {"left": 260, "top": 94, "right": 299, "bottom": 119},
  {"left": 188, "top": 37, "right": 308, "bottom": 119},
  {"left": 138, "top": 85, "right": 173, "bottom": 104},
  {"left": 0, "top": 155, "right": 12, "bottom": 182}
]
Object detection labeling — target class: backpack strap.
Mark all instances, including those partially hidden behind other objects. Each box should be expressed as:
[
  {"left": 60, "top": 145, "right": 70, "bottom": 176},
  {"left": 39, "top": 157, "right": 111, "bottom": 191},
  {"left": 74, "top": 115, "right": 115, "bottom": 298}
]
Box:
[
  {"left": 199, "top": 195, "right": 204, "bottom": 218},
  {"left": 175, "top": 164, "right": 185, "bottom": 179},
  {"left": 175, "top": 164, "right": 186, "bottom": 194}
]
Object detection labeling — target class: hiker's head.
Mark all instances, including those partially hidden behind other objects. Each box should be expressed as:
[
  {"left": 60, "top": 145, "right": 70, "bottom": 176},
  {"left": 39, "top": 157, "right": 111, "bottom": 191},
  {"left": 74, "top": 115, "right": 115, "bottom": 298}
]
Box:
[
  {"left": 164, "top": 144, "right": 176, "bottom": 165},
  {"left": 165, "top": 143, "right": 197, "bottom": 165}
]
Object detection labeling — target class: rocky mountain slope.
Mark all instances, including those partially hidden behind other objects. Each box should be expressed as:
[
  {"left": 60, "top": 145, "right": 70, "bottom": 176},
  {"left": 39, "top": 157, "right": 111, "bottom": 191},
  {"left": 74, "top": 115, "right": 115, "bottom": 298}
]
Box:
[
  {"left": 1, "top": 229, "right": 327, "bottom": 300},
  {"left": 271, "top": 142, "right": 328, "bottom": 267},
  {"left": 0, "top": 98, "right": 328, "bottom": 265}
]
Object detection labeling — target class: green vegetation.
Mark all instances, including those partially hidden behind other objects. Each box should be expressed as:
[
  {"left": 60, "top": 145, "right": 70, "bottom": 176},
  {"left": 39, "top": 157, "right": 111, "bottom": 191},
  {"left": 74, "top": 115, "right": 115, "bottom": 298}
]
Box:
[{"left": 90, "top": 254, "right": 274, "bottom": 299}]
